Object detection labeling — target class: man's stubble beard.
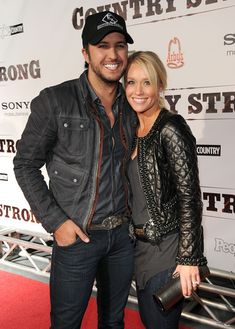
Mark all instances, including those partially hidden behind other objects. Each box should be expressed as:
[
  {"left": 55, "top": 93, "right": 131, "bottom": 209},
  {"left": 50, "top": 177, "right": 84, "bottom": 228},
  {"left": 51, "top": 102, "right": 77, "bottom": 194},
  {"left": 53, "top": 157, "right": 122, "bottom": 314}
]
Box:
[{"left": 89, "top": 62, "right": 125, "bottom": 85}]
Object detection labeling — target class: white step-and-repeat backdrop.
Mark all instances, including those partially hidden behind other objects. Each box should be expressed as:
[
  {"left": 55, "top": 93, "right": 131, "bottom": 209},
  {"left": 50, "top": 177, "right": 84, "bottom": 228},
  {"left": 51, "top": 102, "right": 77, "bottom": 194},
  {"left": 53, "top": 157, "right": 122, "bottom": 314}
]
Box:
[{"left": 0, "top": 0, "right": 234, "bottom": 272}]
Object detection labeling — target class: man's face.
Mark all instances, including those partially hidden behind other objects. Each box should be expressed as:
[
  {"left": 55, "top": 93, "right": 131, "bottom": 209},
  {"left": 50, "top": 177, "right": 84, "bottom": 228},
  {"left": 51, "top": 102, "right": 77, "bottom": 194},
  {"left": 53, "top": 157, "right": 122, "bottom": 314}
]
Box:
[{"left": 82, "top": 32, "right": 128, "bottom": 84}]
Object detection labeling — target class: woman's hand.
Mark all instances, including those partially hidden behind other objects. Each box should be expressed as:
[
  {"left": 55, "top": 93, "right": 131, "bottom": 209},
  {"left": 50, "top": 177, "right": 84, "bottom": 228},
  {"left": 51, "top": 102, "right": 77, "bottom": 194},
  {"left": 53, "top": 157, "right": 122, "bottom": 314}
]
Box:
[{"left": 173, "top": 264, "right": 200, "bottom": 297}]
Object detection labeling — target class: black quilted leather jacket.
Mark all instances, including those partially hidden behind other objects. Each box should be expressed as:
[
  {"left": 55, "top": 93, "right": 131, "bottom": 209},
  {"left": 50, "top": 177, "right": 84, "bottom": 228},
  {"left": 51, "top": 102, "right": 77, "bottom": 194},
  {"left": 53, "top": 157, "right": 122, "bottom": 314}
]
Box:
[{"left": 136, "top": 108, "right": 207, "bottom": 266}]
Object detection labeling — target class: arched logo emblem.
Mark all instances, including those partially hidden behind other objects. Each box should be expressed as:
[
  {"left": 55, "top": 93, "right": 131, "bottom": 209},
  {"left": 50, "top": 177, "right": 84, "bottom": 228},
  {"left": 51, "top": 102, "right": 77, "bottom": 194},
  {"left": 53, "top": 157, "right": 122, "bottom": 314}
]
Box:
[{"left": 167, "top": 37, "right": 184, "bottom": 69}]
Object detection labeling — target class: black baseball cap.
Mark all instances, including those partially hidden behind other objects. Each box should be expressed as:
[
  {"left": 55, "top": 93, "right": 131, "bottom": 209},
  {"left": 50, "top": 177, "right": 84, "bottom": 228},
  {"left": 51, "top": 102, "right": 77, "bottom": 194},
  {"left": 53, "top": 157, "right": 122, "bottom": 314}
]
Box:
[{"left": 82, "top": 11, "right": 134, "bottom": 47}]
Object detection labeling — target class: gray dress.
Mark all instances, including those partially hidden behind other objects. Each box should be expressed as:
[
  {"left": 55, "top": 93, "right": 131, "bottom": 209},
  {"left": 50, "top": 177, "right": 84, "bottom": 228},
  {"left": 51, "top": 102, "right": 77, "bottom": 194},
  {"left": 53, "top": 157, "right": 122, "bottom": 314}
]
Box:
[{"left": 128, "top": 156, "right": 179, "bottom": 290}]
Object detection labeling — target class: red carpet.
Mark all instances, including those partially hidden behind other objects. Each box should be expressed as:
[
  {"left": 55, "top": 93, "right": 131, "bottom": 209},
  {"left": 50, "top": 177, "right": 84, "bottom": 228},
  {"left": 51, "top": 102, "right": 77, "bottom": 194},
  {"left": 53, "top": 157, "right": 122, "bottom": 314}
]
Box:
[{"left": 0, "top": 270, "right": 192, "bottom": 329}]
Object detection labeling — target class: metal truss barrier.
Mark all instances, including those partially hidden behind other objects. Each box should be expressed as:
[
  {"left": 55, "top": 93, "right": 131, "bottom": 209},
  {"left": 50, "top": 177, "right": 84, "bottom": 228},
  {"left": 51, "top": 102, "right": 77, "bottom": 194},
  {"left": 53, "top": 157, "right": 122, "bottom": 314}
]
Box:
[
  {"left": 0, "top": 226, "right": 52, "bottom": 277},
  {"left": 0, "top": 226, "right": 234, "bottom": 328},
  {"left": 182, "top": 268, "right": 235, "bottom": 329}
]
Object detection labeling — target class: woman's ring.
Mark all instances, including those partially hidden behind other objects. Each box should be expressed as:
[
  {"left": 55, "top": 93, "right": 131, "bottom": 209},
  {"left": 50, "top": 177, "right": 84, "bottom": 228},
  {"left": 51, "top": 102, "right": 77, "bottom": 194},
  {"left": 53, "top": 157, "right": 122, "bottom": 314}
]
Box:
[{"left": 192, "top": 281, "right": 199, "bottom": 286}]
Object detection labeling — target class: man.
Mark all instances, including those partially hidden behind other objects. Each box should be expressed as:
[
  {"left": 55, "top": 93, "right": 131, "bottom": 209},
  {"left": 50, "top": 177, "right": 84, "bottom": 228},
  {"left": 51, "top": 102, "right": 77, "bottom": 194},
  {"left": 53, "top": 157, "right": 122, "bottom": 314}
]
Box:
[{"left": 14, "top": 11, "right": 136, "bottom": 329}]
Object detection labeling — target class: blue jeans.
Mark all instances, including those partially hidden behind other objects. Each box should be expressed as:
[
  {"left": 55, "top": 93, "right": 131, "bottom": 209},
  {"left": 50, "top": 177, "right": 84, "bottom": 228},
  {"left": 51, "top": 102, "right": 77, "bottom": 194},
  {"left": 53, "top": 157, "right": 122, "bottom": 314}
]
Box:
[
  {"left": 50, "top": 223, "right": 134, "bottom": 329},
  {"left": 137, "top": 267, "right": 183, "bottom": 329}
]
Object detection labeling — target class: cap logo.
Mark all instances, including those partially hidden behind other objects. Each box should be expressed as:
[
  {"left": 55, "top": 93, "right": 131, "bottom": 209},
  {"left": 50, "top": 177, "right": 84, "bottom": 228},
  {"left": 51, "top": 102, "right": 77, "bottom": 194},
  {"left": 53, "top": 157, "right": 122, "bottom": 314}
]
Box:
[
  {"left": 97, "top": 13, "right": 123, "bottom": 31},
  {"left": 102, "top": 13, "right": 118, "bottom": 24}
]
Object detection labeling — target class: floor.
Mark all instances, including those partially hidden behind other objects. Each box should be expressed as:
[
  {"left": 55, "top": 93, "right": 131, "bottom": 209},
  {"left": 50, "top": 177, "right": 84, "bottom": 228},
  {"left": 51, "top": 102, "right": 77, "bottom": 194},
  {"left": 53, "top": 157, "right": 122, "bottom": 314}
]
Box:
[
  {"left": 0, "top": 239, "right": 233, "bottom": 329},
  {"left": 0, "top": 262, "right": 216, "bottom": 329}
]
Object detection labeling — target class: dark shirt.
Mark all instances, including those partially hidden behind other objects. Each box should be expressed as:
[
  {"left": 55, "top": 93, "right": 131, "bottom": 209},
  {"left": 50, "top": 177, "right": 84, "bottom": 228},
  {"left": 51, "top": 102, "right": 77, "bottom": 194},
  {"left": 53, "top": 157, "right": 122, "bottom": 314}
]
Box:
[{"left": 86, "top": 78, "right": 127, "bottom": 224}]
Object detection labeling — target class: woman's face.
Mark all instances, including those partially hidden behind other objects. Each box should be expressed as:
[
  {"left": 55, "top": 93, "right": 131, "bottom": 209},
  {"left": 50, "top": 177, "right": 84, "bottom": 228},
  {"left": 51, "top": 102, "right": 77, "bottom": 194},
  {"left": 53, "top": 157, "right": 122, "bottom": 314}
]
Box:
[{"left": 125, "top": 63, "right": 159, "bottom": 116}]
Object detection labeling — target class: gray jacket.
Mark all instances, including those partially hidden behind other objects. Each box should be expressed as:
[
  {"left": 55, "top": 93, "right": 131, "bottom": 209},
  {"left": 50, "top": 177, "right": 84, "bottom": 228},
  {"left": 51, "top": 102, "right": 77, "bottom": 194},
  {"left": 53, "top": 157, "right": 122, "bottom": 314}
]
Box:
[{"left": 13, "top": 71, "right": 136, "bottom": 233}]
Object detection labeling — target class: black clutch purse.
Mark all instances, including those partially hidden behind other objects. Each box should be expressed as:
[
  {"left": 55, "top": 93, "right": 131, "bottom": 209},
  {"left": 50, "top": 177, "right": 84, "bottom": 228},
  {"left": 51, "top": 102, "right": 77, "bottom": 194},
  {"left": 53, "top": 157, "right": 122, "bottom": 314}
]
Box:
[{"left": 153, "top": 265, "right": 210, "bottom": 312}]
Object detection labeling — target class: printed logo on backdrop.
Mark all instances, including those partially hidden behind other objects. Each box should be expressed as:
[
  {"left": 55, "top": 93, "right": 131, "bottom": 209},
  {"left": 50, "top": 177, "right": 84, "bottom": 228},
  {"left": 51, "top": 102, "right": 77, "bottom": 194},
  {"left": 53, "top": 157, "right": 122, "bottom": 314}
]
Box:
[
  {"left": 72, "top": 0, "right": 234, "bottom": 29},
  {"left": 0, "top": 23, "right": 24, "bottom": 39},
  {"left": 0, "top": 204, "right": 39, "bottom": 224},
  {"left": 197, "top": 145, "right": 221, "bottom": 156},
  {"left": 202, "top": 189, "right": 235, "bottom": 220},
  {"left": 167, "top": 37, "right": 184, "bottom": 69},
  {"left": 224, "top": 33, "right": 235, "bottom": 56},
  {"left": 0, "top": 173, "right": 8, "bottom": 181},
  {"left": 0, "top": 139, "right": 18, "bottom": 155},
  {"left": 0, "top": 60, "right": 41, "bottom": 83},
  {"left": 1, "top": 101, "right": 30, "bottom": 117},
  {"left": 214, "top": 238, "right": 235, "bottom": 257},
  {"left": 164, "top": 88, "right": 235, "bottom": 119}
]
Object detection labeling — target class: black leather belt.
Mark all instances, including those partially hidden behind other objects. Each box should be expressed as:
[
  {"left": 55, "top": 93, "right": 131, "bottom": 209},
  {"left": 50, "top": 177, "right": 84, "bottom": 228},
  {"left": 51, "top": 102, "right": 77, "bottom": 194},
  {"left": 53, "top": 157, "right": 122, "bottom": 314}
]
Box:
[
  {"left": 134, "top": 225, "right": 178, "bottom": 243},
  {"left": 89, "top": 215, "right": 129, "bottom": 231}
]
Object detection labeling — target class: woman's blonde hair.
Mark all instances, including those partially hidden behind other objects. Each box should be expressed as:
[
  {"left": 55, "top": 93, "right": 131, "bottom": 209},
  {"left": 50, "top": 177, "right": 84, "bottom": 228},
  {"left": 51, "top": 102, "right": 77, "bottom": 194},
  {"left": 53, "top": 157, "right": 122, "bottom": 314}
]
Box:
[{"left": 124, "top": 51, "right": 167, "bottom": 108}]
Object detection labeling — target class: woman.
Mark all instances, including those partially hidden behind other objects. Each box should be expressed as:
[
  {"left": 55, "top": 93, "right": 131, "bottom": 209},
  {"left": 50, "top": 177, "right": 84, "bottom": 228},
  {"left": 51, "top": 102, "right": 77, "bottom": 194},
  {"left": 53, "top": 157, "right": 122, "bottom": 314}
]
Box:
[{"left": 124, "top": 51, "right": 207, "bottom": 329}]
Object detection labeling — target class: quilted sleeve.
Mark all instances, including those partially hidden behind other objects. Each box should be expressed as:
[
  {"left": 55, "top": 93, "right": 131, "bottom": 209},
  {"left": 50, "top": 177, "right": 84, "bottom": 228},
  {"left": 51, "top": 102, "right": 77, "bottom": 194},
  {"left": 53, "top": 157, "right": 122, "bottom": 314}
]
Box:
[{"left": 161, "top": 115, "right": 207, "bottom": 266}]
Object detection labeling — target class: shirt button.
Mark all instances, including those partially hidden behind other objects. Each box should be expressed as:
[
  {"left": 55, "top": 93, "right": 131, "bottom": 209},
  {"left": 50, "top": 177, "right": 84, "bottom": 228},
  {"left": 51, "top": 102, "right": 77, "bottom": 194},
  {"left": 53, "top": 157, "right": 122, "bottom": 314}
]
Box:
[
  {"left": 64, "top": 122, "right": 68, "bottom": 128},
  {"left": 73, "top": 178, "right": 77, "bottom": 183},
  {"left": 54, "top": 170, "right": 58, "bottom": 175},
  {"left": 80, "top": 124, "right": 84, "bottom": 129}
]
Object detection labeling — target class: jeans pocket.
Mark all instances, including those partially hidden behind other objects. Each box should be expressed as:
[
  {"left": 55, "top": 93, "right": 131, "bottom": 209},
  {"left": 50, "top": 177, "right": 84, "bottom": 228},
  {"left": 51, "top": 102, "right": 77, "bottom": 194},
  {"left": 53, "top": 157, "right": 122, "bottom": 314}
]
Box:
[{"left": 54, "top": 235, "right": 82, "bottom": 249}]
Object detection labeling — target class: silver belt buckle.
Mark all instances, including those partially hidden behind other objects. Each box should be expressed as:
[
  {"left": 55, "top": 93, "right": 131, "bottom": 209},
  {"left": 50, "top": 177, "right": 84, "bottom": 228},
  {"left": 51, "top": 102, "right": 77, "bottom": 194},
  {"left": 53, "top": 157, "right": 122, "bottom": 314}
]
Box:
[{"left": 102, "top": 216, "right": 122, "bottom": 229}]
